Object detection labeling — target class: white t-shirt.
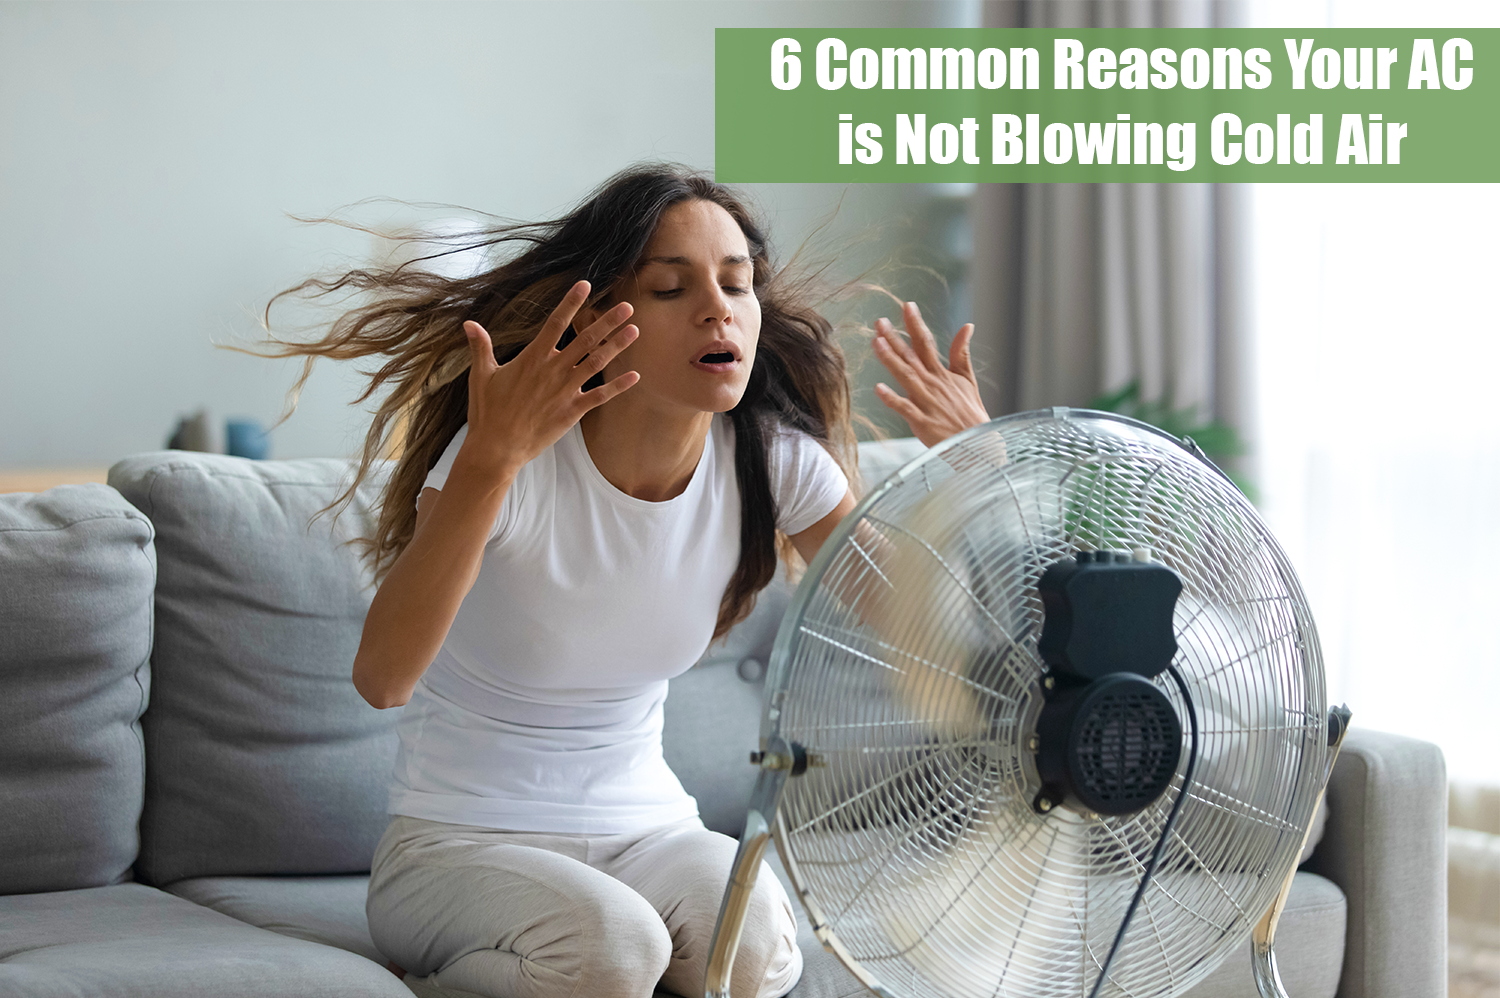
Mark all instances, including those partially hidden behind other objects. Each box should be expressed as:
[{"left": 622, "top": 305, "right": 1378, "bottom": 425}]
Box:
[{"left": 388, "top": 413, "right": 849, "bottom": 834}]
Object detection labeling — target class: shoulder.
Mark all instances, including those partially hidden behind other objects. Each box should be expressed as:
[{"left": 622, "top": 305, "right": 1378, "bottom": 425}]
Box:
[
  {"left": 759, "top": 419, "right": 850, "bottom": 535},
  {"left": 420, "top": 422, "right": 553, "bottom": 543},
  {"left": 717, "top": 414, "right": 832, "bottom": 477},
  {"left": 765, "top": 421, "right": 838, "bottom": 475}
]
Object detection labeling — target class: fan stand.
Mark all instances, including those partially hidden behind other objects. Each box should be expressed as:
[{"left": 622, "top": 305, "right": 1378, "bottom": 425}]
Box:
[
  {"left": 1250, "top": 705, "right": 1353, "bottom": 998},
  {"left": 703, "top": 737, "right": 794, "bottom": 998}
]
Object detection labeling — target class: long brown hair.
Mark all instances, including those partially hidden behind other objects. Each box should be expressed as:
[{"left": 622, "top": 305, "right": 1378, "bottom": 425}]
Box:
[{"left": 262, "top": 165, "right": 856, "bottom": 638}]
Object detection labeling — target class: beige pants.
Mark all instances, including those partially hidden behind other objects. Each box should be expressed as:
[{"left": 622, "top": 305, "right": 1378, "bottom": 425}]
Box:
[{"left": 367, "top": 815, "right": 803, "bottom": 998}]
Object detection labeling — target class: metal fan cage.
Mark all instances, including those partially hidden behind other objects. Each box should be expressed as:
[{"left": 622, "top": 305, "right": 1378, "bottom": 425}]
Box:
[{"left": 764, "top": 410, "right": 1326, "bottom": 998}]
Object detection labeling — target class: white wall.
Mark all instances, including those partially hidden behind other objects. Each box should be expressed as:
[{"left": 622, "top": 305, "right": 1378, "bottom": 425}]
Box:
[{"left": 0, "top": 1, "right": 975, "bottom": 465}]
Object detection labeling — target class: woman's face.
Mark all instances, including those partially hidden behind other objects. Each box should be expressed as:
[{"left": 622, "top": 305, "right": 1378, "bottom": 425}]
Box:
[{"left": 589, "top": 199, "right": 762, "bottom": 417}]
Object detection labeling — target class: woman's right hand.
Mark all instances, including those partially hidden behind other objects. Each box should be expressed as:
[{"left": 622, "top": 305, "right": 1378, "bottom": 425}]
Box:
[{"left": 459, "top": 280, "right": 640, "bottom": 478}]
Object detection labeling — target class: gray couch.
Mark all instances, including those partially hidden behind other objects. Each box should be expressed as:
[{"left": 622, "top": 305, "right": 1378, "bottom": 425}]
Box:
[{"left": 0, "top": 442, "right": 1446, "bottom": 998}]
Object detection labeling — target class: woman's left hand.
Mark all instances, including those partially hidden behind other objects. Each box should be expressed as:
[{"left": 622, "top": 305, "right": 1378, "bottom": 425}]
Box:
[{"left": 872, "top": 301, "right": 990, "bottom": 447}]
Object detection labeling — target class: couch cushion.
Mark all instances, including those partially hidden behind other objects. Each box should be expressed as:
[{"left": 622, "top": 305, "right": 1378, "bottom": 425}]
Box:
[
  {"left": 166, "top": 874, "right": 383, "bottom": 965},
  {"left": 164, "top": 867, "right": 867, "bottom": 998},
  {"left": 155, "top": 863, "right": 1343, "bottom": 998},
  {"left": 0, "top": 882, "right": 410, "bottom": 998},
  {"left": 853, "top": 436, "right": 926, "bottom": 494},
  {"left": 0, "top": 484, "right": 154, "bottom": 895},
  {"left": 162, "top": 863, "right": 865, "bottom": 998},
  {"left": 1180, "top": 871, "right": 1346, "bottom": 998},
  {"left": 108, "top": 453, "right": 396, "bottom": 885}
]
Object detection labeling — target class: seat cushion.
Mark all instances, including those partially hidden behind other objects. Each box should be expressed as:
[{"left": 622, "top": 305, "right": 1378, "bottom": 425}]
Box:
[
  {"left": 0, "top": 484, "right": 154, "bottom": 894},
  {"left": 161, "top": 863, "right": 866, "bottom": 998},
  {"left": 1181, "top": 871, "right": 1346, "bottom": 998},
  {"left": 108, "top": 452, "right": 397, "bottom": 885},
  {"left": 167, "top": 842, "right": 1339, "bottom": 998},
  {"left": 0, "top": 883, "right": 410, "bottom": 998},
  {"left": 166, "top": 874, "right": 383, "bottom": 965},
  {"left": 164, "top": 863, "right": 868, "bottom": 998}
]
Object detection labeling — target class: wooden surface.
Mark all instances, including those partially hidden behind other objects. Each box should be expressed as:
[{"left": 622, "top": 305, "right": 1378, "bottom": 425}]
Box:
[{"left": 0, "top": 468, "right": 110, "bottom": 493}]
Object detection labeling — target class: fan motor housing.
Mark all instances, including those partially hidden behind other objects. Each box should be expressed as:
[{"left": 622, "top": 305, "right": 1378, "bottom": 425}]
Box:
[
  {"left": 1032, "top": 552, "right": 1186, "bottom": 816},
  {"left": 1034, "top": 673, "right": 1183, "bottom": 815}
]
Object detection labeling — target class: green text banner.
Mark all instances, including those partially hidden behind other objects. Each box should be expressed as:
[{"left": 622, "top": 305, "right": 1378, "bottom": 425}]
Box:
[{"left": 714, "top": 29, "right": 1499, "bottom": 182}]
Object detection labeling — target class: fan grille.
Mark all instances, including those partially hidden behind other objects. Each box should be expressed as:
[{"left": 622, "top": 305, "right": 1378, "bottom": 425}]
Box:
[
  {"left": 765, "top": 411, "right": 1326, "bottom": 998},
  {"left": 1072, "top": 681, "right": 1181, "bottom": 812}
]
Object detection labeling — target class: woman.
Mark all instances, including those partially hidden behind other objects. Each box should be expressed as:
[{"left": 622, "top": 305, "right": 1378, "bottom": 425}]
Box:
[{"left": 267, "top": 166, "right": 988, "bottom": 998}]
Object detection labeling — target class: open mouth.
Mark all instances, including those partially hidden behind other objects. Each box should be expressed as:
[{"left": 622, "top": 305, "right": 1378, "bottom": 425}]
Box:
[{"left": 699, "top": 351, "right": 735, "bottom": 364}]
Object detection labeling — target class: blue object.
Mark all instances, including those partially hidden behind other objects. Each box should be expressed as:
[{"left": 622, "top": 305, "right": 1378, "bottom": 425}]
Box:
[{"left": 225, "top": 419, "right": 270, "bottom": 460}]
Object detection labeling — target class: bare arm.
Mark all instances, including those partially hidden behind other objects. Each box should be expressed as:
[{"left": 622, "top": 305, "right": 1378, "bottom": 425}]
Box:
[
  {"left": 789, "top": 490, "right": 858, "bottom": 567},
  {"left": 351, "top": 473, "right": 510, "bottom": 709},
  {"left": 789, "top": 491, "right": 903, "bottom": 627},
  {"left": 351, "top": 281, "right": 640, "bottom": 709}
]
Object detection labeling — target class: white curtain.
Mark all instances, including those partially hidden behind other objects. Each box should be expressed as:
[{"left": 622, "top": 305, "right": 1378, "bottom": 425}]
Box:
[
  {"left": 1240, "top": 3, "right": 1500, "bottom": 783},
  {"left": 1249, "top": 1, "right": 1500, "bottom": 982},
  {"left": 1252, "top": 182, "right": 1500, "bottom": 783}
]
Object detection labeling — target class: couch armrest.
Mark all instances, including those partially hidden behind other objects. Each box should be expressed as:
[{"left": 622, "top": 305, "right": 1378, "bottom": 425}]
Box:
[{"left": 1305, "top": 727, "right": 1447, "bottom": 998}]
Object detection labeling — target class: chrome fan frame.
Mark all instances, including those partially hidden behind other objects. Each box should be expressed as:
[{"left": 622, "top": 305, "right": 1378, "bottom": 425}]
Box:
[{"left": 707, "top": 409, "right": 1335, "bottom": 998}]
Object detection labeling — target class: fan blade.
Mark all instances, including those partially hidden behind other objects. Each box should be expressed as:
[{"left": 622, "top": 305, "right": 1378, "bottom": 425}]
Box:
[
  {"left": 878, "top": 814, "right": 1096, "bottom": 998},
  {"left": 766, "top": 411, "right": 1331, "bottom": 998}
]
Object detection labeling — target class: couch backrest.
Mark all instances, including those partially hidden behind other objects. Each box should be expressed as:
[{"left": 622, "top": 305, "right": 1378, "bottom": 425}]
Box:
[
  {"left": 0, "top": 484, "right": 155, "bottom": 894},
  {"left": 109, "top": 453, "right": 394, "bottom": 885}
]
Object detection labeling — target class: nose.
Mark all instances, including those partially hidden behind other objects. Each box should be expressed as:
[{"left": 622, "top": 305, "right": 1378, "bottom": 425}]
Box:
[{"left": 699, "top": 286, "right": 733, "bottom": 326}]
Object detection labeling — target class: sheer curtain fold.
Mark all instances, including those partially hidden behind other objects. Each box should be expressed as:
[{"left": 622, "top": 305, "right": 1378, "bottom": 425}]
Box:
[{"left": 971, "top": 1, "right": 1252, "bottom": 473}]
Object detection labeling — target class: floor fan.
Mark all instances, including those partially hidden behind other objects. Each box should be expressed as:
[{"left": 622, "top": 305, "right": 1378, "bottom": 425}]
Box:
[{"left": 704, "top": 409, "right": 1350, "bottom": 998}]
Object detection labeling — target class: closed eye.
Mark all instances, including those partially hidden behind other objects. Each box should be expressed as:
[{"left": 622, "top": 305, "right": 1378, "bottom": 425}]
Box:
[{"left": 651, "top": 286, "right": 749, "bottom": 298}]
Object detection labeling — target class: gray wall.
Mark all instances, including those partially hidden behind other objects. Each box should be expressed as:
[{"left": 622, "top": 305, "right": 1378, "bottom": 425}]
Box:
[{"left": 0, "top": 1, "right": 976, "bottom": 466}]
